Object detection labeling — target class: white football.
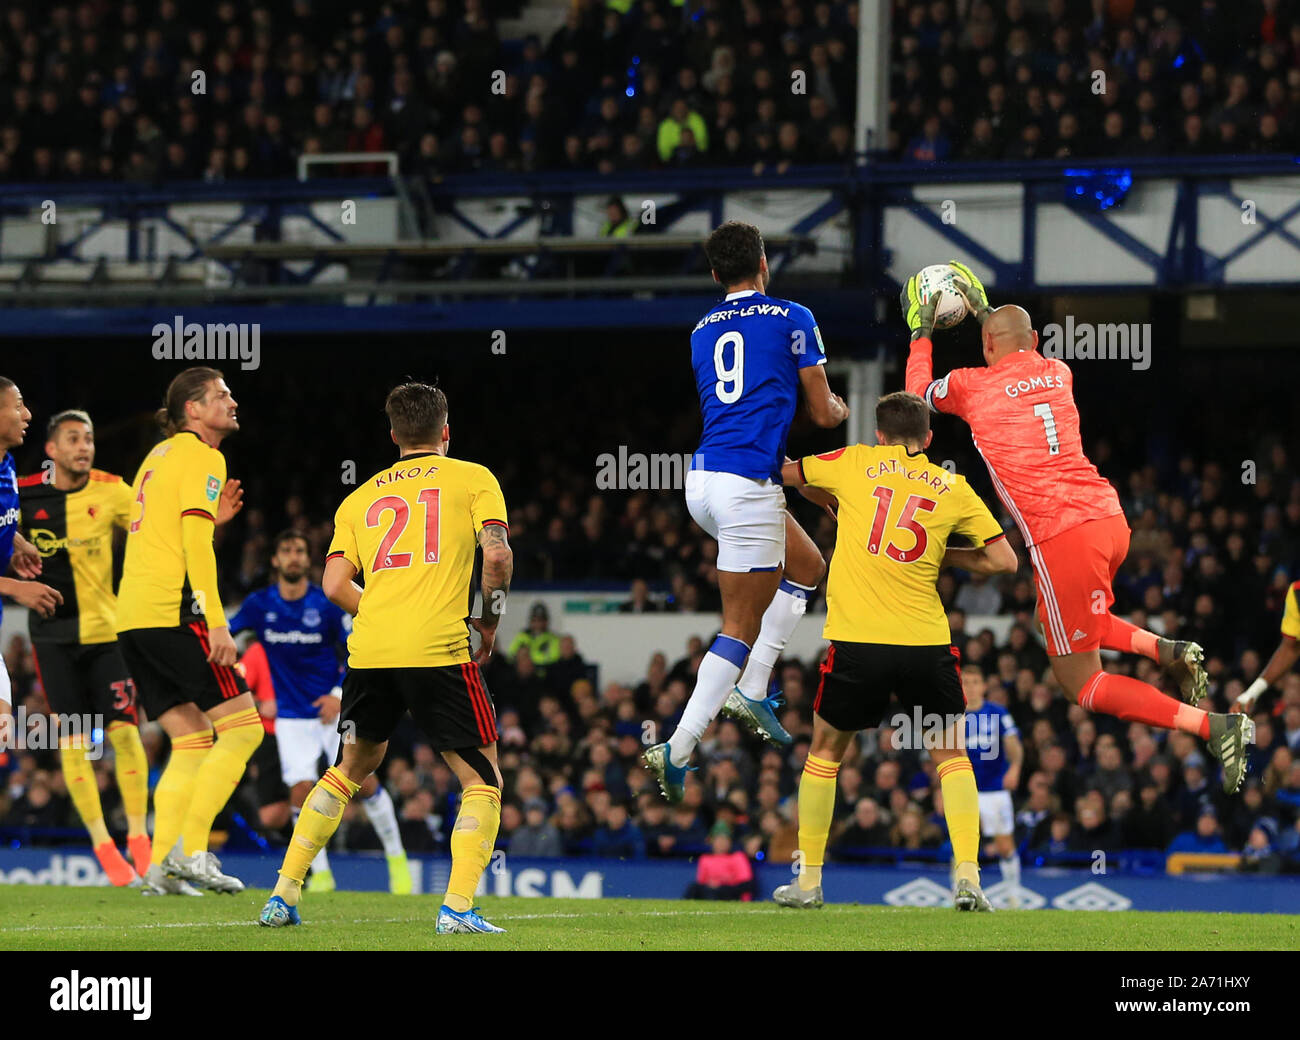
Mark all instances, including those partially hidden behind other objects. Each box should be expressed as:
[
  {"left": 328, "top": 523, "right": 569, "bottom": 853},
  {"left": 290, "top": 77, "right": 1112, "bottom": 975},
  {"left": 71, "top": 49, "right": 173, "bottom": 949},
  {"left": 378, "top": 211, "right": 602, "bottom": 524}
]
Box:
[{"left": 914, "top": 263, "right": 969, "bottom": 330}]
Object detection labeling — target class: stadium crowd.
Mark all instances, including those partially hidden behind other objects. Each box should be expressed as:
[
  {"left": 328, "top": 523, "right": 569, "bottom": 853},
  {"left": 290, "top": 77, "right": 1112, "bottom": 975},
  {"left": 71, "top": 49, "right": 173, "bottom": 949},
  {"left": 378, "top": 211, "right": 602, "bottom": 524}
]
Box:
[
  {"left": 0, "top": 0, "right": 861, "bottom": 184},
  {"left": 4, "top": 439, "right": 1300, "bottom": 873},
  {"left": 893, "top": 0, "right": 1300, "bottom": 161},
  {"left": 5, "top": 0, "right": 1296, "bottom": 187}
]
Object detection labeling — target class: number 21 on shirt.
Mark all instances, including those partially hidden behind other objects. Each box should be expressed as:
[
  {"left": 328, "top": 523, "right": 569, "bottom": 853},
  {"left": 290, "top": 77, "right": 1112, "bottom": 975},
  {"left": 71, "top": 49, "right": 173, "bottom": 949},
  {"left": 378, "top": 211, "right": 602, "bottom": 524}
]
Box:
[{"left": 367, "top": 488, "right": 441, "bottom": 571}]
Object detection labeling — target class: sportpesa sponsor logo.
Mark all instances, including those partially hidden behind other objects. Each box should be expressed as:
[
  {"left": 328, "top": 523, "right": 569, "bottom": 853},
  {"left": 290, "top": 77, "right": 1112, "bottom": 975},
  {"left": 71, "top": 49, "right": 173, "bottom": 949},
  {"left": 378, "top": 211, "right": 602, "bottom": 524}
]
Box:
[
  {"left": 28, "top": 528, "right": 108, "bottom": 557},
  {"left": 693, "top": 302, "right": 792, "bottom": 331},
  {"left": 263, "top": 630, "right": 325, "bottom": 645},
  {"left": 0, "top": 506, "right": 19, "bottom": 527}
]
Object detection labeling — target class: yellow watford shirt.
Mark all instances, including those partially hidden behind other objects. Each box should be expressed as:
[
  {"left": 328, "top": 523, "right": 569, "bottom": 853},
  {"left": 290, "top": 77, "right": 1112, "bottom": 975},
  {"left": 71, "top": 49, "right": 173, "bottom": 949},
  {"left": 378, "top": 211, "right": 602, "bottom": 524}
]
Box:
[
  {"left": 19, "top": 469, "right": 133, "bottom": 644},
  {"left": 1281, "top": 583, "right": 1300, "bottom": 639},
  {"left": 116, "top": 430, "right": 227, "bottom": 632},
  {"left": 327, "top": 452, "right": 508, "bottom": 669},
  {"left": 799, "top": 443, "right": 1004, "bottom": 646}
]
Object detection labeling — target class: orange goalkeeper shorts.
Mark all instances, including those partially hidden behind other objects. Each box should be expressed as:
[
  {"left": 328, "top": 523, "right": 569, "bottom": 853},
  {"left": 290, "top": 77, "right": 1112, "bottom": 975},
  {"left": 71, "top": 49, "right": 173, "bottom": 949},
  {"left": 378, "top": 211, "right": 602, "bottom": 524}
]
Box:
[{"left": 1027, "top": 512, "right": 1130, "bottom": 657}]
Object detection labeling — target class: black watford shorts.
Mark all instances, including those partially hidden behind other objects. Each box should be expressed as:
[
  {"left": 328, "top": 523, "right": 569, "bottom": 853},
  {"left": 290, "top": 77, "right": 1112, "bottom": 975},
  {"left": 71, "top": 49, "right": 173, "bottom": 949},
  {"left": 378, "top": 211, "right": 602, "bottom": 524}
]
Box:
[
  {"left": 251, "top": 730, "right": 290, "bottom": 806},
  {"left": 340, "top": 661, "right": 497, "bottom": 751},
  {"left": 814, "top": 641, "right": 966, "bottom": 733},
  {"left": 118, "top": 621, "right": 250, "bottom": 718},
  {"left": 33, "top": 641, "right": 139, "bottom": 726}
]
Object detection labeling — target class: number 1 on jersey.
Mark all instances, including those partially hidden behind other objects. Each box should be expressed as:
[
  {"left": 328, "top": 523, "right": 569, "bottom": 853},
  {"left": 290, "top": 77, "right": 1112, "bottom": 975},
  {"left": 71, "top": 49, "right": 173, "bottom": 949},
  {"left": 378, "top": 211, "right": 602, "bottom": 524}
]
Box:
[{"left": 1033, "top": 403, "right": 1061, "bottom": 455}]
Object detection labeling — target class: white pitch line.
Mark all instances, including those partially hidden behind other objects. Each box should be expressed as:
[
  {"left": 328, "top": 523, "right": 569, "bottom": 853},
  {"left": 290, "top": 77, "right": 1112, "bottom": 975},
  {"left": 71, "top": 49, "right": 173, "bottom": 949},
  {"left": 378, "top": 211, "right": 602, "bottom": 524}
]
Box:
[{"left": 0, "top": 905, "right": 872, "bottom": 935}]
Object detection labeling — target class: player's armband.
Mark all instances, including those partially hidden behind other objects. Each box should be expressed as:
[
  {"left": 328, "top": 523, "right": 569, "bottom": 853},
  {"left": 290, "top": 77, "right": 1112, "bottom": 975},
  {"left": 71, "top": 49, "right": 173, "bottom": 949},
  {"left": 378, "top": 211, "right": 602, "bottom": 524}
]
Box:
[{"left": 924, "top": 375, "right": 951, "bottom": 413}]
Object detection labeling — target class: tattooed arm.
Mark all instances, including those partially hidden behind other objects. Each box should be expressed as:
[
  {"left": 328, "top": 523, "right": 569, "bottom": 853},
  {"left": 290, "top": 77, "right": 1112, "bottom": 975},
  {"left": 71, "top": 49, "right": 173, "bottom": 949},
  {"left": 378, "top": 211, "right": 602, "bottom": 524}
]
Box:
[{"left": 470, "top": 523, "right": 513, "bottom": 664}]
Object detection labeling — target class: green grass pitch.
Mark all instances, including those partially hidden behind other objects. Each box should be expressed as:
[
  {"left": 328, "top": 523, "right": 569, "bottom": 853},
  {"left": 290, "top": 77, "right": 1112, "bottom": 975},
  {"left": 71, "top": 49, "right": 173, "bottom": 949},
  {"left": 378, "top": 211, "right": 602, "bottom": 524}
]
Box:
[{"left": 2, "top": 885, "right": 1295, "bottom": 951}]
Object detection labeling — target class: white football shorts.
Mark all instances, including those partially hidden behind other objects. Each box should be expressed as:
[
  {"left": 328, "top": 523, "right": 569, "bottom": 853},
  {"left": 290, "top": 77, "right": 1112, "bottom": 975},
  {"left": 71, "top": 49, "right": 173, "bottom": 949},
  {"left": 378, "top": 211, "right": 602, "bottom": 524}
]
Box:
[
  {"left": 277, "top": 715, "right": 342, "bottom": 787},
  {"left": 685, "top": 469, "right": 786, "bottom": 573},
  {"left": 978, "top": 789, "right": 1015, "bottom": 837}
]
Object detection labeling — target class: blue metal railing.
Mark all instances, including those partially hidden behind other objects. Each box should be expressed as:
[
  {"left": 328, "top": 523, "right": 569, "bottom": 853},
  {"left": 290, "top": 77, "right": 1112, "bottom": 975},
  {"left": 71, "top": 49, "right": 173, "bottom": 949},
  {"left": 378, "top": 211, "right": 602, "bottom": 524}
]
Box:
[{"left": 2, "top": 154, "right": 1298, "bottom": 335}]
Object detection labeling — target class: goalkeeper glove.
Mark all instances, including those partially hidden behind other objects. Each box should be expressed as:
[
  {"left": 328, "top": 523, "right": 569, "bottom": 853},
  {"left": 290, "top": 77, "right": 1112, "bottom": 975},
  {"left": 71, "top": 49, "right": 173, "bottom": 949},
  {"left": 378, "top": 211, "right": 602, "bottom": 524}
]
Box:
[
  {"left": 949, "top": 260, "right": 992, "bottom": 325},
  {"left": 899, "top": 276, "right": 940, "bottom": 341}
]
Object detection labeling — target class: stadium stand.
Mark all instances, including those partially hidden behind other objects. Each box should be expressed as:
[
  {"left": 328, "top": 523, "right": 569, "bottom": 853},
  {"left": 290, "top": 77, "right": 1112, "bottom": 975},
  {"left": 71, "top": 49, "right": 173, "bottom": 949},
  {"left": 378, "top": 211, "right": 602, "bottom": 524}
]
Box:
[
  {"left": 0, "top": 0, "right": 859, "bottom": 183},
  {"left": 3, "top": 0, "right": 1297, "bottom": 187}
]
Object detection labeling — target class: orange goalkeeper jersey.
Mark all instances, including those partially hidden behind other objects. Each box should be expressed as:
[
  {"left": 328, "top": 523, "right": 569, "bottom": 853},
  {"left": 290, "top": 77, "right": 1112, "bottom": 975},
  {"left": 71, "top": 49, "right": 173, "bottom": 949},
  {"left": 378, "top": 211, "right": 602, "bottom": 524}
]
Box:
[{"left": 907, "top": 342, "right": 1122, "bottom": 548}]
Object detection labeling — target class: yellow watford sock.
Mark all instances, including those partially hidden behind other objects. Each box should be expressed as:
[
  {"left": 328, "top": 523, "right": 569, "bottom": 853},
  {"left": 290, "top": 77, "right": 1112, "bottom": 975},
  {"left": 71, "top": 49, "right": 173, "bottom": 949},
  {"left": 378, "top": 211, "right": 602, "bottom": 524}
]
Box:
[
  {"left": 444, "top": 785, "right": 502, "bottom": 913},
  {"left": 61, "top": 737, "right": 110, "bottom": 846},
  {"left": 151, "top": 730, "right": 213, "bottom": 866},
  {"left": 274, "top": 767, "right": 360, "bottom": 906},
  {"left": 938, "top": 756, "right": 980, "bottom": 872},
  {"left": 796, "top": 754, "right": 840, "bottom": 891},
  {"left": 181, "top": 707, "right": 263, "bottom": 856},
  {"left": 107, "top": 721, "right": 149, "bottom": 838}
]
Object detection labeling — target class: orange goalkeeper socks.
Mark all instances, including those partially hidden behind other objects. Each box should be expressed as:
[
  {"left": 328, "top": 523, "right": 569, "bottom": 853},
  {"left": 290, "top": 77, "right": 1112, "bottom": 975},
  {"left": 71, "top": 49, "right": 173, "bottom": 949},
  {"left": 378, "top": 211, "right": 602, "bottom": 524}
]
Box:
[{"left": 1079, "top": 671, "right": 1210, "bottom": 738}]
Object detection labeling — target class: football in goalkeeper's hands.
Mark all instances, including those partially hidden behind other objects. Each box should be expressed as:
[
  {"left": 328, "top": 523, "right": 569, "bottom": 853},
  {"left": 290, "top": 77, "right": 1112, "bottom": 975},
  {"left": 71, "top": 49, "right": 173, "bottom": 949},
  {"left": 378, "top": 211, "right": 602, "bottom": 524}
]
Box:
[{"left": 914, "top": 263, "right": 969, "bottom": 330}]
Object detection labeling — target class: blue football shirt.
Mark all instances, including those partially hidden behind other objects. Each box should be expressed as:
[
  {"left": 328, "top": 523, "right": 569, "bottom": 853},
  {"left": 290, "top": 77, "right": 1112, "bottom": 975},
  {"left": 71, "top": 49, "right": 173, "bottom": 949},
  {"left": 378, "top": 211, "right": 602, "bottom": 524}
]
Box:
[
  {"left": 0, "top": 453, "right": 19, "bottom": 629},
  {"left": 229, "top": 584, "right": 348, "bottom": 720},
  {"left": 964, "top": 700, "right": 1020, "bottom": 793},
  {"left": 690, "top": 290, "right": 826, "bottom": 482}
]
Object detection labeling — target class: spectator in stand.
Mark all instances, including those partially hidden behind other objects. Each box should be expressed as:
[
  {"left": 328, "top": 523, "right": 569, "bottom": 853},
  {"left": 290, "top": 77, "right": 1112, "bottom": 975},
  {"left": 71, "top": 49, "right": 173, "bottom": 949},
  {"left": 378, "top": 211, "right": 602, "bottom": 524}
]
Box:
[
  {"left": 954, "top": 572, "right": 1001, "bottom": 615},
  {"left": 831, "top": 797, "right": 892, "bottom": 861},
  {"left": 1168, "top": 808, "right": 1230, "bottom": 855},
  {"left": 592, "top": 801, "right": 645, "bottom": 860},
  {"left": 546, "top": 635, "right": 590, "bottom": 700},
  {"left": 508, "top": 602, "right": 562, "bottom": 673},
  {"left": 599, "top": 196, "right": 636, "bottom": 238},
  {"left": 508, "top": 801, "right": 560, "bottom": 865},
  {"left": 1032, "top": 812, "right": 1076, "bottom": 863},
  {"left": 684, "top": 824, "right": 756, "bottom": 901},
  {"left": 902, "top": 114, "right": 951, "bottom": 162},
  {"left": 1239, "top": 821, "right": 1283, "bottom": 873},
  {"left": 620, "top": 578, "right": 660, "bottom": 613},
  {"left": 1122, "top": 783, "right": 1176, "bottom": 850},
  {"left": 656, "top": 97, "right": 709, "bottom": 165}
]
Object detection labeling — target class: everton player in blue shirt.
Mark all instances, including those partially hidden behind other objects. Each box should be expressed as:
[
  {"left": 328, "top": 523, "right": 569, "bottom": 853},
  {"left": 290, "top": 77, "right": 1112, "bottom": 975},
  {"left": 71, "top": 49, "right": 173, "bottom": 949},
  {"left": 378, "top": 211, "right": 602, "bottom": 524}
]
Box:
[
  {"left": 0, "top": 378, "right": 63, "bottom": 728},
  {"left": 644, "top": 223, "right": 848, "bottom": 801},
  {"left": 960, "top": 662, "right": 1025, "bottom": 907},
  {"left": 231, "top": 530, "right": 411, "bottom": 894}
]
